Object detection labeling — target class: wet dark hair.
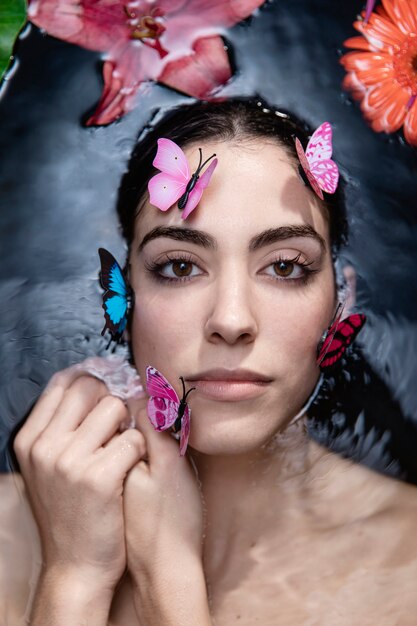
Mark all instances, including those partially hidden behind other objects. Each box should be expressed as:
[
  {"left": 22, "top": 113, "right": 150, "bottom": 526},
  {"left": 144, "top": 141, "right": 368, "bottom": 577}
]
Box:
[{"left": 117, "top": 98, "right": 348, "bottom": 253}]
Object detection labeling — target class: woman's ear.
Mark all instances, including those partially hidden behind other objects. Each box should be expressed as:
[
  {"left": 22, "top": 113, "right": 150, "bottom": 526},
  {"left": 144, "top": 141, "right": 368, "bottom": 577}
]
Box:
[{"left": 342, "top": 264, "right": 357, "bottom": 314}]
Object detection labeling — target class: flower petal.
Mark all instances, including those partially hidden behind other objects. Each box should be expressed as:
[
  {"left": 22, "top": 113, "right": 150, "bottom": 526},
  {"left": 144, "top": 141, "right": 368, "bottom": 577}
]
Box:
[
  {"left": 342, "top": 73, "right": 368, "bottom": 100},
  {"left": 353, "top": 11, "right": 406, "bottom": 50},
  {"left": 366, "top": 80, "right": 409, "bottom": 110},
  {"left": 340, "top": 50, "right": 392, "bottom": 70},
  {"left": 362, "top": 81, "right": 409, "bottom": 131},
  {"left": 171, "top": 0, "right": 265, "bottom": 25},
  {"left": 158, "top": 0, "right": 188, "bottom": 11},
  {"left": 86, "top": 42, "right": 159, "bottom": 126},
  {"left": 372, "top": 96, "right": 408, "bottom": 131},
  {"left": 343, "top": 36, "right": 374, "bottom": 51},
  {"left": 161, "top": 0, "right": 265, "bottom": 55},
  {"left": 403, "top": 99, "right": 417, "bottom": 145},
  {"left": 28, "top": 0, "right": 127, "bottom": 52},
  {"left": 158, "top": 35, "right": 231, "bottom": 98},
  {"left": 381, "top": 0, "right": 417, "bottom": 36},
  {"left": 340, "top": 51, "right": 394, "bottom": 87},
  {"left": 351, "top": 20, "right": 392, "bottom": 54}
]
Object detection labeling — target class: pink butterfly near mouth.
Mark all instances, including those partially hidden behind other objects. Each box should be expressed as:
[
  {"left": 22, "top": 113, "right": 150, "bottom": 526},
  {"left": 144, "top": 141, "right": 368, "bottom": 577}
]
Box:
[
  {"left": 317, "top": 302, "right": 366, "bottom": 370},
  {"left": 146, "top": 366, "right": 195, "bottom": 456},
  {"left": 295, "top": 122, "right": 339, "bottom": 200},
  {"left": 148, "top": 138, "right": 218, "bottom": 218}
]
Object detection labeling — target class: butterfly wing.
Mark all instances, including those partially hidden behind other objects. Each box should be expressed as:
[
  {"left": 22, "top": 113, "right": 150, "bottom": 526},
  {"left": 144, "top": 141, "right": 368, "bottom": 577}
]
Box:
[
  {"left": 153, "top": 138, "right": 190, "bottom": 180},
  {"left": 179, "top": 405, "right": 191, "bottom": 456},
  {"left": 306, "top": 122, "right": 333, "bottom": 162},
  {"left": 146, "top": 366, "right": 180, "bottom": 403},
  {"left": 295, "top": 137, "right": 324, "bottom": 200},
  {"left": 309, "top": 160, "right": 339, "bottom": 195},
  {"left": 319, "top": 314, "right": 366, "bottom": 370},
  {"left": 146, "top": 366, "right": 181, "bottom": 430},
  {"left": 306, "top": 122, "right": 339, "bottom": 195},
  {"left": 181, "top": 157, "right": 218, "bottom": 219},
  {"left": 148, "top": 171, "right": 187, "bottom": 212},
  {"left": 148, "top": 138, "right": 190, "bottom": 211},
  {"left": 148, "top": 396, "right": 180, "bottom": 431},
  {"left": 317, "top": 302, "right": 345, "bottom": 365},
  {"left": 98, "top": 248, "right": 129, "bottom": 341}
]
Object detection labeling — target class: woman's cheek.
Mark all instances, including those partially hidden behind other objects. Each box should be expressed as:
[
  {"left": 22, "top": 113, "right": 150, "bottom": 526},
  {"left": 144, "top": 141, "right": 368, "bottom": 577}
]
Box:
[
  {"left": 131, "top": 290, "right": 200, "bottom": 369},
  {"left": 265, "top": 300, "right": 327, "bottom": 379}
]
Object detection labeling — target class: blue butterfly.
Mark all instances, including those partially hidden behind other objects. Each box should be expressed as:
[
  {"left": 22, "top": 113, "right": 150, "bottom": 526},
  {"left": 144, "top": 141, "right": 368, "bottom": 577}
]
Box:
[{"left": 98, "top": 248, "right": 132, "bottom": 346}]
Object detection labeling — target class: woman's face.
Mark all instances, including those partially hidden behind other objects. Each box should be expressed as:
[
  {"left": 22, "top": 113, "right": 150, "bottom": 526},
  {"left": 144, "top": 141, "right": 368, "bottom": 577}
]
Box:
[{"left": 129, "top": 138, "right": 336, "bottom": 455}]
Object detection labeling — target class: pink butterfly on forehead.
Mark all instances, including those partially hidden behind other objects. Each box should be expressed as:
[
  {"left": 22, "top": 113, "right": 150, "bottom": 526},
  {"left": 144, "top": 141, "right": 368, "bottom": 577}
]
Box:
[
  {"left": 146, "top": 366, "right": 195, "bottom": 456},
  {"left": 148, "top": 138, "right": 218, "bottom": 219},
  {"left": 295, "top": 122, "right": 339, "bottom": 200}
]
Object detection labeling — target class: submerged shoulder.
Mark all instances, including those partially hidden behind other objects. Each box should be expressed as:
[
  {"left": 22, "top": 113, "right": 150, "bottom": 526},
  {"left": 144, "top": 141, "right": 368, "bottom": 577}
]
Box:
[
  {"left": 0, "top": 473, "right": 40, "bottom": 625},
  {"left": 0, "top": 471, "right": 36, "bottom": 522},
  {"left": 307, "top": 439, "right": 417, "bottom": 529}
]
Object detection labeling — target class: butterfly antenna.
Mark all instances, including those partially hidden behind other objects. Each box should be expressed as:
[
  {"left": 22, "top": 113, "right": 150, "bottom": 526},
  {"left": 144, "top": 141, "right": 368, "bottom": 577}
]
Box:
[
  {"left": 185, "top": 386, "right": 196, "bottom": 401},
  {"left": 199, "top": 152, "right": 217, "bottom": 171},
  {"left": 330, "top": 301, "right": 344, "bottom": 329},
  {"left": 179, "top": 376, "right": 196, "bottom": 400},
  {"left": 196, "top": 148, "right": 203, "bottom": 172}
]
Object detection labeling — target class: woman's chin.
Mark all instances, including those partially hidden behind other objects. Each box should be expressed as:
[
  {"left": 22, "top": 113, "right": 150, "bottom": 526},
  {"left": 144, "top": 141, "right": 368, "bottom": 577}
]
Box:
[{"left": 186, "top": 409, "right": 289, "bottom": 456}]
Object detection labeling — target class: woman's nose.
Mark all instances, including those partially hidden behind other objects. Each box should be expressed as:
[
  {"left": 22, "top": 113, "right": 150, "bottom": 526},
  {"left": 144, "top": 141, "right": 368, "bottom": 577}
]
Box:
[{"left": 204, "top": 269, "right": 258, "bottom": 345}]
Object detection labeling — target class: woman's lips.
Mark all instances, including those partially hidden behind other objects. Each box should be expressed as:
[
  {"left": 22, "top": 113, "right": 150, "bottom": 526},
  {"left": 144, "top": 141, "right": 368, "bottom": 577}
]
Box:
[{"left": 186, "top": 369, "right": 272, "bottom": 402}]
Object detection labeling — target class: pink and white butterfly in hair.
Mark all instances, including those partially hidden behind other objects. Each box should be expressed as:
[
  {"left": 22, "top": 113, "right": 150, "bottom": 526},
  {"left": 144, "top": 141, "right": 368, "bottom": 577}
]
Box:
[
  {"left": 146, "top": 366, "right": 196, "bottom": 456},
  {"left": 295, "top": 121, "right": 339, "bottom": 200},
  {"left": 317, "top": 302, "right": 366, "bottom": 370},
  {"left": 148, "top": 138, "right": 218, "bottom": 219}
]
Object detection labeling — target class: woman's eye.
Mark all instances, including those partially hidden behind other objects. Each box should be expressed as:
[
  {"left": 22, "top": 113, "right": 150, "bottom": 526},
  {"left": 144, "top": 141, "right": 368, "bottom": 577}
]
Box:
[
  {"left": 274, "top": 260, "right": 296, "bottom": 277},
  {"left": 262, "top": 256, "right": 316, "bottom": 282},
  {"left": 159, "top": 259, "right": 202, "bottom": 280},
  {"left": 170, "top": 261, "right": 192, "bottom": 277}
]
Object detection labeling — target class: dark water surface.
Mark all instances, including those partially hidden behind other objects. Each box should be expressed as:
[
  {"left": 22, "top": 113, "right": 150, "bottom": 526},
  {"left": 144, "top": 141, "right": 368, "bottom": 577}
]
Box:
[{"left": 1, "top": 1, "right": 417, "bottom": 479}]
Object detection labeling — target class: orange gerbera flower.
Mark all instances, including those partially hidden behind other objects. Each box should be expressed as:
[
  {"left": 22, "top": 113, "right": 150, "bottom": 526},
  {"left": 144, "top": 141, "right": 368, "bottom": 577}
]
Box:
[{"left": 340, "top": 0, "right": 417, "bottom": 146}]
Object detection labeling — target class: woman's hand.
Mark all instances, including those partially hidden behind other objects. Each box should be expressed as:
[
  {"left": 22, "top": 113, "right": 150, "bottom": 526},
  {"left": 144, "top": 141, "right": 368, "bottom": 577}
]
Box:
[
  {"left": 123, "top": 405, "right": 212, "bottom": 625},
  {"left": 13, "top": 368, "right": 147, "bottom": 594},
  {"left": 124, "top": 404, "right": 204, "bottom": 575}
]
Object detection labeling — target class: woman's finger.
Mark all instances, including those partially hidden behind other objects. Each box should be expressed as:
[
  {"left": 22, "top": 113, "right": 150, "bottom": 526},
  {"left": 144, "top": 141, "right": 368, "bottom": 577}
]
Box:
[
  {"left": 71, "top": 395, "right": 130, "bottom": 453},
  {"left": 14, "top": 368, "right": 104, "bottom": 454},
  {"left": 42, "top": 376, "right": 109, "bottom": 439},
  {"left": 92, "top": 428, "right": 148, "bottom": 480},
  {"left": 134, "top": 405, "right": 181, "bottom": 472}
]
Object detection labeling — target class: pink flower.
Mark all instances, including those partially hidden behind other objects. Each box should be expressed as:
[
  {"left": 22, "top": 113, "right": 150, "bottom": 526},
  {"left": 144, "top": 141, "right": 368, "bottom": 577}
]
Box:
[{"left": 28, "top": 0, "right": 265, "bottom": 125}]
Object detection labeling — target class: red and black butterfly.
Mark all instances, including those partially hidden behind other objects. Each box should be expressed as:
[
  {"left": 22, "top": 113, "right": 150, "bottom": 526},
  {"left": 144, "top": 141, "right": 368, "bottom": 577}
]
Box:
[{"left": 317, "top": 302, "right": 366, "bottom": 370}]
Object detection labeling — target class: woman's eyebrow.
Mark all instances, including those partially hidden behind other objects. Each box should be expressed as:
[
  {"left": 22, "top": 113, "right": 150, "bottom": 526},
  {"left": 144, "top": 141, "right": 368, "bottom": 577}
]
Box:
[
  {"left": 249, "top": 225, "right": 326, "bottom": 252},
  {"left": 138, "top": 224, "right": 325, "bottom": 252},
  {"left": 138, "top": 226, "right": 217, "bottom": 251}
]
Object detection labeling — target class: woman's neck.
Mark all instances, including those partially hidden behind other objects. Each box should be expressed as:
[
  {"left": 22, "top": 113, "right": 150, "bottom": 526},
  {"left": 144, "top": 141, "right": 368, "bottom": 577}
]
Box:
[{"left": 191, "top": 419, "right": 314, "bottom": 508}]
